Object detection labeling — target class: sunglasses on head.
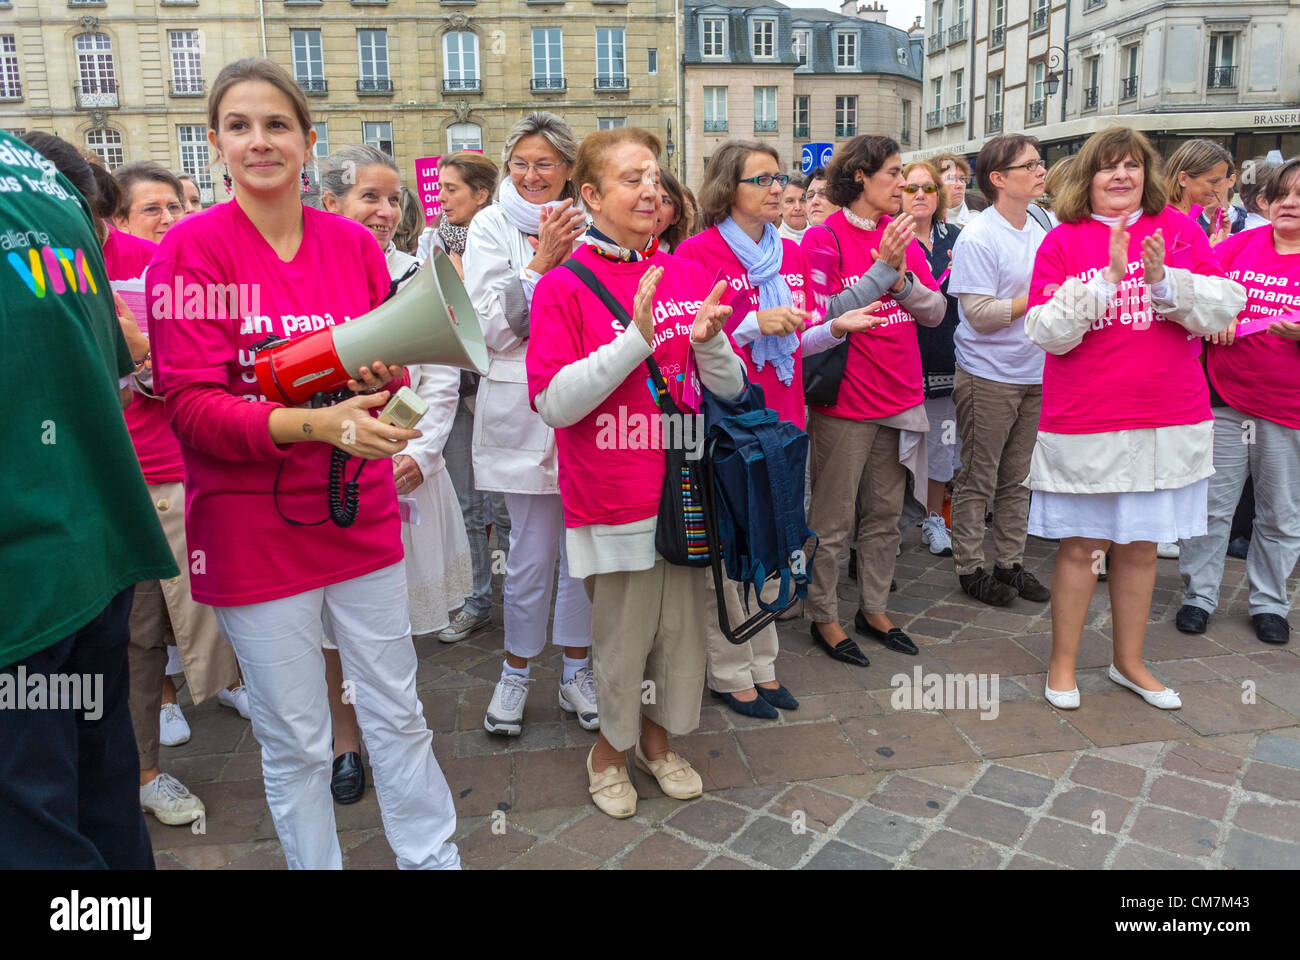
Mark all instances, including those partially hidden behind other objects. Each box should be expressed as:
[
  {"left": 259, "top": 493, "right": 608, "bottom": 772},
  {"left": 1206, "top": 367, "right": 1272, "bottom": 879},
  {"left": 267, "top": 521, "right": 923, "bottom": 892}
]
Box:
[{"left": 902, "top": 183, "right": 939, "bottom": 195}]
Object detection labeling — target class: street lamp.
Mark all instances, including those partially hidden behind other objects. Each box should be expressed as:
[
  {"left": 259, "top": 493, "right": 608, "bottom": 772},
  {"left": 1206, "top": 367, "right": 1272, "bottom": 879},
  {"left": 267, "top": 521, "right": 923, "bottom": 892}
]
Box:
[
  {"left": 1045, "top": 46, "right": 1066, "bottom": 97},
  {"left": 666, "top": 118, "right": 675, "bottom": 166}
]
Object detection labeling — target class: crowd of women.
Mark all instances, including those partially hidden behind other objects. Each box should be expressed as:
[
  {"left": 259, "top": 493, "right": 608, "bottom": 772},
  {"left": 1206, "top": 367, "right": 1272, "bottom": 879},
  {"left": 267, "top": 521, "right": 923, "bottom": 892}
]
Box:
[{"left": 17, "top": 54, "right": 1298, "bottom": 868}]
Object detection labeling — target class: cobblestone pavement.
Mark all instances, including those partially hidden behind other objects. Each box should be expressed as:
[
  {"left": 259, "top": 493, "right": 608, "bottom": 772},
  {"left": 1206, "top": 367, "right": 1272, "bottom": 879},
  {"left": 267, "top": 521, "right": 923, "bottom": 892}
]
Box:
[{"left": 150, "top": 532, "right": 1300, "bottom": 870}]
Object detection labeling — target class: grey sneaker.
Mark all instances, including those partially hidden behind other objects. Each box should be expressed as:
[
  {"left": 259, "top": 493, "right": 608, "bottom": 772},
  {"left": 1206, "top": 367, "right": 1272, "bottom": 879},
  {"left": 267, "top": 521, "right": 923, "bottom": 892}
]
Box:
[
  {"left": 140, "top": 772, "right": 205, "bottom": 826},
  {"left": 436, "top": 607, "right": 491, "bottom": 644},
  {"left": 484, "top": 673, "right": 531, "bottom": 736},
  {"left": 559, "top": 666, "right": 600, "bottom": 731}
]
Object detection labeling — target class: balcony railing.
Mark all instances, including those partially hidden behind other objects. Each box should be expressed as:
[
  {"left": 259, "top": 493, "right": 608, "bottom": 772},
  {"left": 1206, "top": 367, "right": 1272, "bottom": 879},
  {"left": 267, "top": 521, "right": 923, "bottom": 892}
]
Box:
[
  {"left": 900, "top": 127, "right": 910, "bottom": 143},
  {"left": 1208, "top": 65, "right": 1237, "bottom": 89},
  {"left": 297, "top": 77, "right": 328, "bottom": 95},
  {"left": 594, "top": 75, "right": 629, "bottom": 91},
  {"left": 987, "top": 111, "right": 1002, "bottom": 134},
  {"left": 945, "top": 103, "right": 965, "bottom": 124},
  {"left": 990, "top": 25, "right": 1004, "bottom": 50},
  {"left": 1031, "top": 7, "right": 1048, "bottom": 33},
  {"left": 1028, "top": 98, "right": 1045, "bottom": 124},
  {"left": 835, "top": 123, "right": 856, "bottom": 138},
  {"left": 925, "top": 109, "right": 942, "bottom": 130},
  {"left": 754, "top": 119, "right": 777, "bottom": 132},
  {"left": 169, "top": 80, "right": 205, "bottom": 97},
  {"left": 444, "top": 77, "right": 481, "bottom": 92},
  {"left": 927, "top": 33, "right": 944, "bottom": 53},
  {"left": 74, "top": 82, "right": 118, "bottom": 108},
  {"left": 1120, "top": 75, "right": 1138, "bottom": 100},
  {"left": 357, "top": 77, "right": 393, "bottom": 94},
  {"left": 1084, "top": 0, "right": 1105, "bottom": 8},
  {"left": 948, "top": 21, "right": 967, "bottom": 44},
  {"left": 531, "top": 76, "right": 566, "bottom": 92},
  {"left": 793, "top": 123, "right": 810, "bottom": 139},
  {"left": 703, "top": 119, "right": 727, "bottom": 132},
  {"left": 1083, "top": 86, "right": 1098, "bottom": 109}
]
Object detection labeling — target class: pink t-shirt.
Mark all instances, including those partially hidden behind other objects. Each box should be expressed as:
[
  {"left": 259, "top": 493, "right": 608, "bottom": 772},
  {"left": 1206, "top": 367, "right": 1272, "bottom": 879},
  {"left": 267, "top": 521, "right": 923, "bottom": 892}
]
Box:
[
  {"left": 147, "top": 201, "right": 402, "bottom": 606},
  {"left": 1028, "top": 207, "right": 1224, "bottom": 434},
  {"left": 527, "top": 245, "right": 714, "bottom": 529},
  {"left": 674, "top": 226, "right": 809, "bottom": 428},
  {"left": 800, "top": 210, "right": 939, "bottom": 421},
  {"left": 1209, "top": 225, "right": 1300, "bottom": 429}
]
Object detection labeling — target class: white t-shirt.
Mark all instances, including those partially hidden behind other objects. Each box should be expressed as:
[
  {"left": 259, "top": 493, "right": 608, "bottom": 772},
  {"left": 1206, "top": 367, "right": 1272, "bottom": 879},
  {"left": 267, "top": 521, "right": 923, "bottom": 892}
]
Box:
[{"left": 948, "top": 204, "right": 1048, "bottom": 385}]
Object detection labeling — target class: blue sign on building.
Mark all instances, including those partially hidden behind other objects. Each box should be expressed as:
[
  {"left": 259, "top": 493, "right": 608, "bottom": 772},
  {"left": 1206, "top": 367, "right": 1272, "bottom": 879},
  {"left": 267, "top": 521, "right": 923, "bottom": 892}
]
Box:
[{"left": 801, "top": 142, "right": 834, "bottom": 175}]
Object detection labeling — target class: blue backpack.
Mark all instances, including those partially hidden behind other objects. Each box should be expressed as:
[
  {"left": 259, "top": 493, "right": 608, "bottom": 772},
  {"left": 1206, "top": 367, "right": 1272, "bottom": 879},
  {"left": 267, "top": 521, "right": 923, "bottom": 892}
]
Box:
[{"left": 701, "top": 382, "right": 818, "bottom": 644}]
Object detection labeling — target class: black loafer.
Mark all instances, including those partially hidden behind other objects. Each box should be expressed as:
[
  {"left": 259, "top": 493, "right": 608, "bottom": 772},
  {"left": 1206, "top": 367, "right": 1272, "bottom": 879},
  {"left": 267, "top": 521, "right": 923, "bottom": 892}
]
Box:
[
  {"left": 711, "top": 688, "right": 779, "bottom": 719},
  {"left": 854, "top": 610, "right": 919, "bottom": 655},
  {"left": 810, "top": 622, "right": 869, "bottom": 667},
  {"left": 331, "top": 752, "right": 366, "bottom": 804},
  {"left": 1253, "top": 613, "right": 1291, "bottom": 645},
  {"left": 1227, "top": 537, "right": 1250, "bottom": 560},
  {"left": 1175, "top": 605, "right": 1209, "bottom": 635},
  {"left": 754, "top": 683, "right": 799, "bottom": 710}
]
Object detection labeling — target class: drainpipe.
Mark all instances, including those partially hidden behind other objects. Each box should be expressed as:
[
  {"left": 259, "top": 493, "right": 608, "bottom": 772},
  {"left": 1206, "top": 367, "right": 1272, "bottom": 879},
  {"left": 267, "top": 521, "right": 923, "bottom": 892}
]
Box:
[
  {"left": 968, "top": 0, "right": 976, "bottom": 143},
  {"left": 259, "top": 0, "right": 268, "bottom": 57},
  {"left": 1060, "top": 0, "right": 1070, "bottom": 124}
]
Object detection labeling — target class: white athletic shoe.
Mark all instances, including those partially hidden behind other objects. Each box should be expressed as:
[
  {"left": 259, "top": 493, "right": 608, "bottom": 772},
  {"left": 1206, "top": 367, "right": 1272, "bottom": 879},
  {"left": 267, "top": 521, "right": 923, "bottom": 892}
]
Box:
[
  {"left": 921, "top": 513, "right": 954, "bottom": 557},
  {"left": 1157, "top": 541, "right": 1181, "bottom": 559},
  {"left": 159, "top": 702, "right": 191, "bottom": 746},
  {"left": 484, "top": 673, "right": 531, "bottom": 736},
  {"left": 437, "top": 608, "right": 491, "bottom": 644},
  {"left": 559, "top": 666, "right": 600, "bottom": 731},
  {"left": 217, "top": 684, "right": 252, "bottom": 720},
  {"left": 165, "top": 645, "right": 184, "bottom": 677},
  {"left": 140, "top": 772, "right": 205, "bottom": 825}
]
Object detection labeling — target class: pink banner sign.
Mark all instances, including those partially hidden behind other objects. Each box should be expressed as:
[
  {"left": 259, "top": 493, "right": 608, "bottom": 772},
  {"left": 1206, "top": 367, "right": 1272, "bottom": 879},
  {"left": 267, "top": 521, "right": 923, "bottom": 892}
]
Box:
[
  {"left": 1236, "top": 311, "right": 1300, "bottom": 338},
  {"left": 415, "top": 156, "right": 441, "bottom": 222}
]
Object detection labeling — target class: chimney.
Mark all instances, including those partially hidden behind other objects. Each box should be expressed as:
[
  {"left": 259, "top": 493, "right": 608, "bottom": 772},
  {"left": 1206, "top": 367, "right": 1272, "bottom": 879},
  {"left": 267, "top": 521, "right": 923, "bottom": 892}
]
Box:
[
  {"left": 840, "top": 1, "right": 860, "bottom": 14},
  {"left": 857, "top": 1, "right": 889, "bottom": 23},
  {"left": 909, "top": 15, "right": 924, "bottom": 34}
]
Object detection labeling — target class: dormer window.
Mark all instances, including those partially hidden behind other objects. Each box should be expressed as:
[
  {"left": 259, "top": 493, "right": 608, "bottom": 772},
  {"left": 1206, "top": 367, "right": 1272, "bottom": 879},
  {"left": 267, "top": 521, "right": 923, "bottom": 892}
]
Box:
[
  {"left": 702, "top": 17, "right": 727, "bottom": 58},
  {"left": 751, "top": 18, "right": 775, "bottom": 59}
]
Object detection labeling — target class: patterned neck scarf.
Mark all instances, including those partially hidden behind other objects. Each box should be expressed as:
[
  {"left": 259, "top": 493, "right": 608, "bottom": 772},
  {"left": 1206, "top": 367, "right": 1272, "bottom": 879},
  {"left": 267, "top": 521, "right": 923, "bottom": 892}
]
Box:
[
  {"left": 584, "top": 223, "right": 658, "bottom": 262},
  {"left": 436, "top": 214, "right": 469, "bottom": 255}
]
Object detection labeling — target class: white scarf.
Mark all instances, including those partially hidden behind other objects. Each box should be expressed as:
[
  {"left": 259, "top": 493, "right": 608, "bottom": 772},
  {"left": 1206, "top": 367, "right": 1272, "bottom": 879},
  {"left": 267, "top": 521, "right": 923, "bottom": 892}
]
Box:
[{"left": 497, "top": 176, "right": 552, "bottom": 236}]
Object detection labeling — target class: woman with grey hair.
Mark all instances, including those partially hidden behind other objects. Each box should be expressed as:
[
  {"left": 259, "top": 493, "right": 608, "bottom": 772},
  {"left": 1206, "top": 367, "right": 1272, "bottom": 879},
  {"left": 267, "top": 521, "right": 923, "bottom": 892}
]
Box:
[
  {"left": 463, "top": 111, "right": 597, "bottom": 739},
  {"left": 318, "top": 143, "right": 471, "bottom": 804}
]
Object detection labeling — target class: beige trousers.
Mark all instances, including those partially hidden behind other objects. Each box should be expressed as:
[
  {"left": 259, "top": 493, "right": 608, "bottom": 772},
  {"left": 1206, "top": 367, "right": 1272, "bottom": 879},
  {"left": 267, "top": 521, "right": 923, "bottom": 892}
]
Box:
[
  {"left": 704, "top": 572, "right": 781, "bottom": 693},
  {"left": 805, "top": 412, "right": 907, "bottom": 618},
  {"left": 950, "top": 367, "right": 1042, "bottom": 576},
  {"left": 584, "top": 558, "right": 708, "bottom": 752}
]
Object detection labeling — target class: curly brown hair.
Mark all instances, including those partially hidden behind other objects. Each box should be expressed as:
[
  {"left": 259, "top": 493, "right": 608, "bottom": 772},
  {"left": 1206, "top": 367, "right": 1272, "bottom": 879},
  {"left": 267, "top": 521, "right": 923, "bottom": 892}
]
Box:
[{"left": 825, "top": 135, "right": 900, "bottom": 208}]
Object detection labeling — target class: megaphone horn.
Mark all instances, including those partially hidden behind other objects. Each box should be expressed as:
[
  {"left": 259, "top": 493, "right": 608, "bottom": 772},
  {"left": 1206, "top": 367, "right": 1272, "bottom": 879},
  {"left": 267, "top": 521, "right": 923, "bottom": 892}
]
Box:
[{"left": 255, "top": 248, "right": 490, "bottom": 406}]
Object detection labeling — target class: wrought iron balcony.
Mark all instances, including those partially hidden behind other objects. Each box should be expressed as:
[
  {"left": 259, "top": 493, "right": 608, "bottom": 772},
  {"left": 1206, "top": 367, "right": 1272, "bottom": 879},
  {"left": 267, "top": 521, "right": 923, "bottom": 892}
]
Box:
[
  {"left": 927, "top": 33, "right": 944, "bottom": 53},
  {"left": 793, "top": 123, "right": 810, "bottom": 139},
  {"left": 703, "top": 119, "right": 728, "bottom": 132},
  {"left": 1120, "top": 75, "right": 1138, "bottom": 100},
  {"left": 1083, "top": 86, "right": 1098, "bottom": 109},
  {"left": 754, "top": 119, "right": 777, "bottom": 132},
  {"left": 990, "top": 25, "right": 1004, "bottom": 50},
  {"left": 444, "top": 77, "right": 481, "bottom": 92},
  {"left": 948, "top": 21, "right": 967, "bottom": 44},
  {"left": 531, "top": 76, "right": 566, "bottom": 92},
  {"left": 900, "top": 126, "right": 911, "bottom": 143},
  {"left": 1208, "top": 65, "right": 1237, "bottom": 89},
  {"left": 987, "top": 111, "right": 1002, "bottom": 134},
  {"left": 169, "top": 80, "right": 205, "bottom": 97},
  {"left": 1031, "top": 7, "right": 1048, "bottom": 33},
  {"left": 357, "top": 77, "right": 393, "bottom": 94},
  {"left": 594, "top": 75, "right": 629, "bottom": 91},
  {"left": 75, "top": 82, "right": 118, "bottom": 108},
  {"left": 1028, "top": 98, "right": 1045, "bottom": 124},
  {"left": 835, "top": 123, "right": 856, "bottom": 138},
  {"left": 945, "top": 103, "right": 965, "bottom": 124},
  {"left": 297, "top": 76, "right": 328, "bottom": 95},
  {"left": 925, "top": 109, "right": 942, "bottom": 130}
]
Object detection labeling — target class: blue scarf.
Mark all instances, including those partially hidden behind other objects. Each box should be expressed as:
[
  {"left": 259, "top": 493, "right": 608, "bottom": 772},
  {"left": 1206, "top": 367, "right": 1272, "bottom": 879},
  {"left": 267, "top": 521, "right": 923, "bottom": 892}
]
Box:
[{"left": 717, "top": 217, "right": 798, "bottom": 385}]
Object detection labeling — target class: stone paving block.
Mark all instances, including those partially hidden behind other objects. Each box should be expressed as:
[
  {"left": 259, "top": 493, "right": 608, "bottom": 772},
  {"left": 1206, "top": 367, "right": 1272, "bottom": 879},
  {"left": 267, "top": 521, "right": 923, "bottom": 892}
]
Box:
[
  {"left": 771, "top": 784, "right": 854, "bottom": 832},
  {"left": 971, "top": 765, "right": 1054, "bottom": 808},
  {"left": 1152, "top": 660, "right": 1221, "bottom": 684},
  {"left": 555, "top": 811, "right": 649, "bottom": 860},
  {"left": 1139, "top": 618, "right": 1227, "bottom": 660},
  {"left": 1242, "top": 761, "right": 1300, "bottom": 802},
  {"left": 1255, "top": 733, "right": 1300, "bottom": 769},
  {"left": 457, "top": 821, "right": 538, "bottom": 870},
  {"left": 713, "top": 783, "right": 787, "bottom": 810},
  {"left": 1199, "top": 655, "right": 1275, "bottom": 680},
  {"left": 842, "top": 712, "right": 979, "bottom": 770},
  {"left": 1069, "top": 754, "right": 1148, "bottom": 797},
  {"left": 1207, "top": 616, "right": 1281, "bottom": 654},
  {"left": 727, "top": 814, "right": 817, "bottom": 868},
  {"left": 910, "top": 830, "right": 1002, "bottom": 869},
  {"left": 903, "top": 617, "right": 962, "bottom": 640},
  {"left": 1128, "top": 808, "right": 1220, "bottom": 858},
  {"left": 1148, "top": 775, "right": 1230, "bottom": 820},
  {"left": 1254, "top": 676, "right": 1300, "bottom": 720},
  {"left": 808, "top": 772, "right": 889, "bottom": 798},
  {"left": 665, "top": 799, "right": 749, "bottom": 844},
  {"left": 1049, "top": 786, "right": 1133, "bottom": 832},
  {"left": 944, "top": 795, "right": 1031, "bottom": 846},
  {"left": 1005, "top": 854, "right": 1057, "bottom": 869},
  {"left": 1110, "top": 844, "right": 1204, "bottom": 871},
  {"left": 1230, "top": 801, "right": 1300, "bottom": 840},
  {"left": 804, "top": 840, "right": 893, "bottom": 870},
  {"left": 927, "top": 636, "right": 1043, "bottom": 676},
  {"left": 510, "top": 842, "right": 601, "bottom": 870},
  {"left": 816, "top": 690, "right": 887, "bottom": 718},
  {"left": 702, "top": 855, "right": 755, "bottom": 870},
  {"left": 155, "top": 778, "right": 269, "bottom": 848},
  {"left": 1015, "top": 630, "right": 1112, "bottom": 670},
  {"left": 1173, "top": 680, "right": 1296, "bottom": 736},
  {"left": 835, "top": 805, "right": 923, "bottom": 860},
  {"left": 167, "top": 841, "right": 264, "bottom": 870},
  {"left": 1160, "top": 743, "right": 1242, "bottom": 786},
  {"left": 774, "top": 652, "right": 873, "bottom": 696},
  {"left": 511, "top": 746, "right": 591, "bottom": 813},
  {"left": 163, "top": 753, "right": 228, "bottom": 786},
  {"left": 867, "top": 775, "right": 954, "bottom": 818},
  {"left": 618, "top": 831, "right": 708, "bottom": 870},
  {"left": 1023, "top": 817, "right": 1116, "bottom": 869},
  {"left": 735, "top": 723, "right": 867, "bottom": 785},
  {"left": 438, "top": 752, "right": 513, "bottom": 818},
  {"left": 1060, "top": 691, "right": 1187, "bottom": 747},
  {"left": 339, "top": 834, "right": 397, "bottom": 870},
  {"left": 219, "top": 751, "right": 264, "bottom": 782},
  {"left": 1248, "top": 651, "right": 1300, "bottom": 675},
  {"left": 507, "top": 807, "right": 576, "bottom": 835},
  {"left": 949, "top": 700, "right": 1090, "bottom": 759},
  {"left": 1221, "top": 828, "right": 1300, "bottom": 869},
  {"left": 669, "top": 732, "right": 753, "bottom": 792},
  {"left": 999, "top": 750, "right": 1077, "bottom": 779},
  {"left": 908, "top": 761, "right": 984, "bottom": 790},
  {"left": 154, "top": 852, "right": 189, "bottom": 870}
]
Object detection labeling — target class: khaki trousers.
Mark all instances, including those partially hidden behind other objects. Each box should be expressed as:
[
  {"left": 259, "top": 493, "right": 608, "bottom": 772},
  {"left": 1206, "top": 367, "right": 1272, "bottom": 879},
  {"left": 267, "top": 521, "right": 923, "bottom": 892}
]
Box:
[
  {"left": 127, "top": 480, "right": 240, "bottom": 770},
  {"left": 584, "top": 558, "right": 708, "bottom": 752},
  {"left": 950, "top": 367, "right": 1042, "bottom": 576},
  {"left": 805, "top": 412, "right": 907, "bottom": 618},
  {"left": 704, "top": 572, "right": 780, "bottom": 693}
]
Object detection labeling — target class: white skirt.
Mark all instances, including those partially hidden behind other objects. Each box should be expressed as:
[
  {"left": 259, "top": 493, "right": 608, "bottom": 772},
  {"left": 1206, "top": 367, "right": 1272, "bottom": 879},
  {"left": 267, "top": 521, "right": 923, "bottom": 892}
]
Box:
[
  {"left": 1027, "top": 478, "right": 1209, "bottom": 544},
  {"left": 401, "top": 466, "right": 474, "bottom": 636}
]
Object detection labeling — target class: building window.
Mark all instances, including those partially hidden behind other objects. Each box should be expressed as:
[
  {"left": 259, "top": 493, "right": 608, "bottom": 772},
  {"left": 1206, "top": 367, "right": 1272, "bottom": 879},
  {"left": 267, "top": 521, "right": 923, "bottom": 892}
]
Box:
[
  {"left": 168, "top": 30, "right": 202, "bottom": 96},
  {"left": 990, "top": 0, "right": 1005, "bottom": 48},
  {"left": 85, "top": 127, "right": 123, "bottom": 169},
  {"left": 753, "top": 86, "right": 777, "bottom": 132},
  {"left": 1209, "top": 34, "right": 1237, "bottom": 88},
  {"left": 1120, "top": 45, "right": 1138, "bottom": 99},
  {"left": 0, "top": 35, "right": 20, "bottom": 100},
  {"left": 702, "top": 17, "right": 726, "bottom": 58},
  {"left": 358, "top": 30, "right": 390, "bottom": 92},
  {"left": 444, "top": 31, "right": 479, "bottom": 91},
  {"left": 835, "top": 31, "right": 857, "bottom": 69},
  {"left": 931, "top": 0, "right": 944, "bottom": 36},
  {"left": 793, "top": 29, "right": 811, "bottom": 69},
  {"left": 1031, "top": 0, "right": 1048, "bottom": 33},
  {"left": 954, "top": 0, "right": 965, "bottom": 25},
  {"left": 595, "top": 27, "right": 625, "bottom": 89},
  {"left": 1084, "top": 56, "right": 1099, "bottom": 109},
  {"left": 597, "top": 117, "right": 626, "bottom": 130},
  {"left": 751, "top": 18, "right": 775, "bottom": 59},
  {"left": 532, "top": 28, "right": 563, "bottom": 89},
  {"left": 647, "top": 48, "right": 657, "bottom": 74},
  {"left": 987, "top": 73, "right": 1003, "bottom": 132},
  {"left": 932, "top": 76, "right": 942, "bottom": 111},
  {"left": 447, "top": 121, "right": 481, "bottom": 152},
  {"left": 292, "top": 30, "right": 325, "bottom": 91},
  {"left": 362, "top": 121, "right": 394, "bottom": 157},
  {"left": 900, "top": 98, "right": 911, "bottom": 142},
  {"left": 952, "top": 68, "right": 963, "bottom": 107},
  {"left": 75, "top": 33, "right": 117, "bottom": 100},
  {"left": 793, "top": 94, "right": 809, "bottom": 139},
  {"left": 703, "top": 85, "right": 727, "bottom": 133},
  {"left": 310, "top": 122, "right": 329, "bottom": 186},
  {"left": 1029, "top": 61, "right": 1046, "bottom": 123},
  {"left": 177, "top": 124, "right": 212, "bottom": 200},
  {"left": 835, "top": 95, "right": 856, "bottom": 138}
]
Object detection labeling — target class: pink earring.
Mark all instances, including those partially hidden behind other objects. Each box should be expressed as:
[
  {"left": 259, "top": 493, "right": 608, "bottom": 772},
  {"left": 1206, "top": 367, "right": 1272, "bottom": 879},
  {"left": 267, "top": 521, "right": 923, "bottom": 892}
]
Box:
[
  {"left": 301, "top": 167, "right": 311, "bottom": 192},
  {"left": 223, "top": 168, "right": 232, "bottom": 195}
]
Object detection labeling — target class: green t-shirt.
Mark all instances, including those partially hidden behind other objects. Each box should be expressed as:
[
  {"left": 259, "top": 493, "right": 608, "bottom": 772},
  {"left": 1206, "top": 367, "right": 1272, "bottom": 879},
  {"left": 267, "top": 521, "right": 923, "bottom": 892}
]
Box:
[{"left": 0, "top": 131, "right": 177, "bottom": 667}]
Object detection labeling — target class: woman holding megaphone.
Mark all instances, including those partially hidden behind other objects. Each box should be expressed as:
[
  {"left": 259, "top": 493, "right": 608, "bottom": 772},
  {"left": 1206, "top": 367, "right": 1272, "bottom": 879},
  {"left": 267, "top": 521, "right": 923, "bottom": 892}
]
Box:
[{"left": 147, "top": 58, "right": 459, "bottom": 869}]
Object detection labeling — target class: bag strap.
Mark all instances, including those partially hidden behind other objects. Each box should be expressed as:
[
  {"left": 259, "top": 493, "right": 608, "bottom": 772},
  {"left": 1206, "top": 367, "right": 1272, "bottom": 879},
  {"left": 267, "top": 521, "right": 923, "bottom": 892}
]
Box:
[{"left": 1026, "top": 203, "right": 1052, "bottom": 234}]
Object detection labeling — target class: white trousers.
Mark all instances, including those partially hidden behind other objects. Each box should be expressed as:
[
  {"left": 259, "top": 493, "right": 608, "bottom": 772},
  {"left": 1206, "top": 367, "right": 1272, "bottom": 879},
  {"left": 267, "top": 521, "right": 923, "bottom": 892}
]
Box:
[
  {"left": 214, "top": 562, "right": 460, "bottom": 870},
  {"left": 502, "top": 492, "right": 592, "bottom": 659}
]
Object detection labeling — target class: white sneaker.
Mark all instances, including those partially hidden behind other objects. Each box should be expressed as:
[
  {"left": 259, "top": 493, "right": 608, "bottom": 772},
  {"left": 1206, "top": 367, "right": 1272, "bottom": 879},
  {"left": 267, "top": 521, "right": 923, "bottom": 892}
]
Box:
[
  {"left": 159, "top": 702, "right": 191, "bottom": 746},
  {"left": 1157, "top": 541, "right": 1181, "bottom": 559},
  {"left": 484, "top": 673, "right": 530, "bottom": 736},
  {"left": 165, "top": 645, "right": 184, "bottom": 677},
  {"left": 140, "top": 772, "right": 205, "bottom": 825},
  {"left": 217, "top": 684, "right": 252, "bottom": 720},
  {"left": 437, "top": 608, "right": 491, "bottom": 644},
  {"left": 921, "top": 513, "right": 954, "bottom": 557},
  {"left": 559, "top": 666, "right": 600, "bottom": 731}
]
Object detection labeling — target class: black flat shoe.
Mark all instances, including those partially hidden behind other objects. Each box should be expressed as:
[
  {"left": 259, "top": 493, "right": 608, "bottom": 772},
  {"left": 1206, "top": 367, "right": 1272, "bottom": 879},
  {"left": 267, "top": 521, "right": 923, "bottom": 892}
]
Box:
[
  {"left": 854, "top": 610, "right": 919, "bottom": 655},
  {"left": 1227, "top": 537, "right": 1250, "bottom": 560},
  {"left": 331, "top": 752, "right": 366, "bottom": 804},
  {"left": 1253, "top": 613, "right": 1291, "bottom": 645},
  {"left": 810, "top": 622, "right": 870, "bottom": 667},
  {"left": 754, "top": 683, "right": 799, "bottom": 710},
  {"left": 711, "top": 688, "right": 779, "bottom": 719},
  {"left": 848, "top": 548, "right": 858, "bottom": 580},
  {"left": 890, "top": 579, "right": 897, "bottom": 592},
  {"left": 1175, "top": 605, "right": 1209, "bottom": 635}
]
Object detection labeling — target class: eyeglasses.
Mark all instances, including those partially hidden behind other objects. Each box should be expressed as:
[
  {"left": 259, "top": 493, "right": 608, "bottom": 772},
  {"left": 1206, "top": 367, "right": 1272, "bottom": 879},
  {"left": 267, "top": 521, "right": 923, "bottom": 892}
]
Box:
[
  {"left": 739, "top": 174, "right": 791, "bottom": 188},
  {"left": 135, "top": 203, "right": 185, "bottom": 219},
  {"left": 508, "top": 159, "right": 561, "bottom": 175},
  {"left": 902, "top": 183, "right": 939, "bottom": 195},
  {"left": 804, "top": 187, "right": 828, "bottom": 199},
  {"left": 1001, "top": 159, "right": 1046, "bottom": 173}
]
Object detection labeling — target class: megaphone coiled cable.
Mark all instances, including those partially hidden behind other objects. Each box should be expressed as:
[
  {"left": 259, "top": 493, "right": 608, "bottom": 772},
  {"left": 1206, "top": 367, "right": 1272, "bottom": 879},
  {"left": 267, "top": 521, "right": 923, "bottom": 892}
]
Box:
[{"left": 272, "top": 448, "right": 366, "bottom": 529}]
